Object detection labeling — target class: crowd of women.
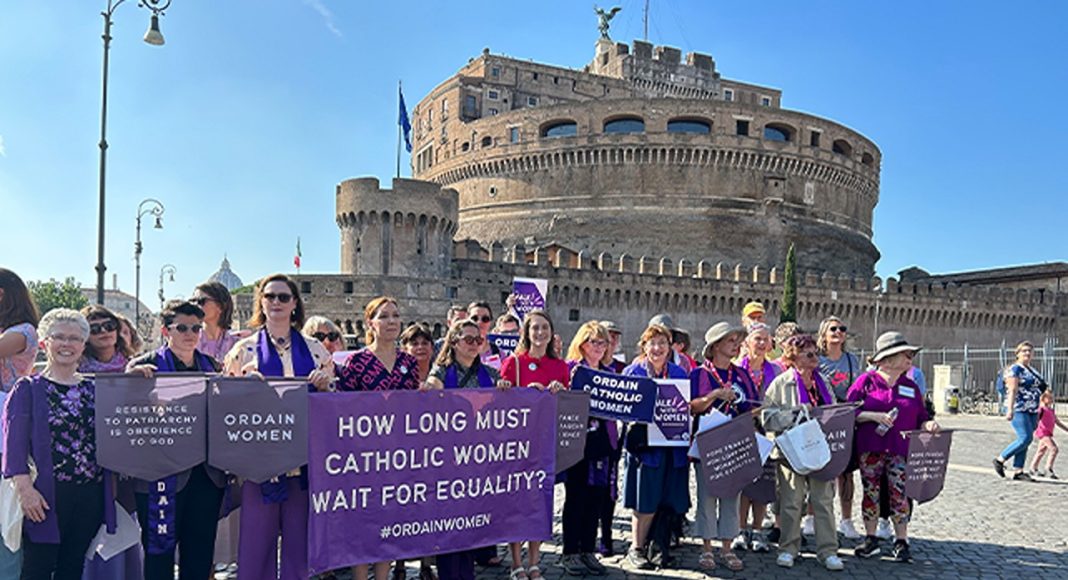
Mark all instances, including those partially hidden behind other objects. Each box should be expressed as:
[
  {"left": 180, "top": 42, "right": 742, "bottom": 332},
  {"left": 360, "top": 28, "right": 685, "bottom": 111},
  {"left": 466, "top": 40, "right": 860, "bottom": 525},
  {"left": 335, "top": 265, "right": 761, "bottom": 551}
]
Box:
[{"left": 0, "top": 265, "right": 1036, "bottom": 579}]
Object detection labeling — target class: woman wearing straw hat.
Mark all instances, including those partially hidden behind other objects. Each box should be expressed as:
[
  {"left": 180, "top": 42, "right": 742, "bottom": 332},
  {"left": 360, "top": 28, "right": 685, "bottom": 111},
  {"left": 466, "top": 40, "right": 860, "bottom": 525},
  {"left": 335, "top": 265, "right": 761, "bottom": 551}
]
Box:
[{"left": 847, "top": 332, "right": 939, "bottom": 564}]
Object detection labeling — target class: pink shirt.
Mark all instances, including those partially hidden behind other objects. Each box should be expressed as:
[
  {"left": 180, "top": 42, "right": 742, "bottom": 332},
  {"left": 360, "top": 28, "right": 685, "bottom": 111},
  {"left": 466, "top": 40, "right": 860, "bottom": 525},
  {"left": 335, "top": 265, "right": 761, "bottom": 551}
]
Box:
[
  {"left": 1035, "top": 406, "right": 1057, "bottom": 439},
  {"left": 500, "top": 352, "right": 570, "bottom": 389}
]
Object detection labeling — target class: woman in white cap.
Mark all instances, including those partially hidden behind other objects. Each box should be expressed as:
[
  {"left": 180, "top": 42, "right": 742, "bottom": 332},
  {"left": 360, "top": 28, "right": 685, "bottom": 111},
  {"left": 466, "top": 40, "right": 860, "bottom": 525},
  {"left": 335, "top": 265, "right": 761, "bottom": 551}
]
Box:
[
  {"left": 689, "top": 322, "right": 759, "bottom": 572},
  {"left": 847, "top": 331, "right": 939, "bottom": 564},
  {"left": 761, "top": 335, "right": 845, "bottom": 572}
]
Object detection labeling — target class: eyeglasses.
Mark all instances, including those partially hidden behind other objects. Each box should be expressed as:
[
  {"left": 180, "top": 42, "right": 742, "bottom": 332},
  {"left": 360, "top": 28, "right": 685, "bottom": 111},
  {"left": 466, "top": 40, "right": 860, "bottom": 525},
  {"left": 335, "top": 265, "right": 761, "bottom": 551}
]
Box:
[
  {"left": 313, "top": 331, "right": 341, "bottom": 342},
  {"left": 829, "top": 325, "right": 848, "bottom": 333},
  {"left": 48, "top": 334, "right": 84, "bottom": 344},
  {"left": 470, "top": 315, "right": 492, "bottom": 323},
  {"left": 89, "top": 320, "right": 118, "bottom": 335},
  {"left": 587, "top": 339, "right": 608, "bottom": 347},
  {"left": 458, "top": 335, "right": 485, "bottom": 346},
  {"left": 263, "top": 293, "right": 293, "bottom": 303},
  {"left": 802, "top": 351, "right": 818, "bottom": 359},
  {"left": 168, "top": 324, "right": 203, "bottom": 335},
  {"left": 190, "top": 296, "right": 215, "bottom": 306}
]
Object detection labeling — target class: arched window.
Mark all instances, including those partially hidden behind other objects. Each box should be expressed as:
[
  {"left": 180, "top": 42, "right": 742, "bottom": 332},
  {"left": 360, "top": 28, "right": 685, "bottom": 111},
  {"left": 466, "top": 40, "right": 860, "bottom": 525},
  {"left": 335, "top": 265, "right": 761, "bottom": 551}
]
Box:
[
  {"left": 461, "top": 142, "right": 470, "bottom": 152},
  {"left": 763, "top": 123, "right": 795, "bottom": 142},
  {"left": 481, "top": 136, "right": 493, "bottom": 147},
  {"left": 603, "top": 117, "right": 645, "bottom": 134},
  {"left": 861, "top": 152, "right": 874, "bottom": 166},
  {"left": 667, "top": 118, "right": 711, "bottom": 134},
  {"left": 832, "top": 139, "right": 853, "bottom": 157},
  {"left": 541, "top": 120, "right": 577, "bottom": 138}
]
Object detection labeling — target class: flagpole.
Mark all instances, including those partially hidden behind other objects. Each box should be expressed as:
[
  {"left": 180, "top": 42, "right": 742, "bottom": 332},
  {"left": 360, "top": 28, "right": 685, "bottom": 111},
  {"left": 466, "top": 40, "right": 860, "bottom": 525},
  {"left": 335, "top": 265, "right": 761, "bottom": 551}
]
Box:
[{"left": 396, "top": 80, "right": 402, "bottom": 179}]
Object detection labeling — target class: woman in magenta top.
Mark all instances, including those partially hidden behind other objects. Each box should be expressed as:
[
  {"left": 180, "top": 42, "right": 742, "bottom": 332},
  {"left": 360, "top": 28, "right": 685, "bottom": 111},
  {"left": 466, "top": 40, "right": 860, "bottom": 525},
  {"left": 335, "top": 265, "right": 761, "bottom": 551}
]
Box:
[
  {"left": 846, "top": 332, "right": 939, "bottom": 564},
  {"left": 498, "top": 310, "right": 567, "bottom": 580},
  {"left": 336, "top": 297, "right": 420, "bottom": 393}
]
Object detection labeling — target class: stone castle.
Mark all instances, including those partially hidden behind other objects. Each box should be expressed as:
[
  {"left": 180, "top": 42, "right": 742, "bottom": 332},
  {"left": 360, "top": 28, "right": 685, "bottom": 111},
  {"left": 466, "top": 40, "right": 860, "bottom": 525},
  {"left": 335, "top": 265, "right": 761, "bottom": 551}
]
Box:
[{"left": 236, "top": 40, "right": 1066, "bottom": 353}]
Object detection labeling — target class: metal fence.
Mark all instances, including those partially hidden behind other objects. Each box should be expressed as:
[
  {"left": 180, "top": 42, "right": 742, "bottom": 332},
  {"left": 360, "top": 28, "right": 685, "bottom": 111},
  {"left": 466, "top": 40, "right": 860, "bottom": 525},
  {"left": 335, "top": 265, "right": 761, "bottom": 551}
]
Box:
[{"left": 858, "top": 337, "right": 1067, "bottom": 415}]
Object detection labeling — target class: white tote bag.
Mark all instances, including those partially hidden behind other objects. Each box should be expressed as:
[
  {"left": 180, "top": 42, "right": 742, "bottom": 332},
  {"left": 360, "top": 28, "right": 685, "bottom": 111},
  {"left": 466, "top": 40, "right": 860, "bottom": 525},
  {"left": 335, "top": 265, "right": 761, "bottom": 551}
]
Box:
[{"left": 776, "top": 407, "right": 832, "bottom": 475}]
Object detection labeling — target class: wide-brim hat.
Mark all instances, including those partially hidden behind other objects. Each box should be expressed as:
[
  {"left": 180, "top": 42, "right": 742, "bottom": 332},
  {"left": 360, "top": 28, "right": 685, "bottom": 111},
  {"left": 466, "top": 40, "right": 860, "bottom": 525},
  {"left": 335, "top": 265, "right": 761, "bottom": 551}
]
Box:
[
  {"left": 704, "top": 322, "right": 746, "bottom": 347},
  {"left": 870, "top": 331, "right": 922, "bottom": 363},
  {"left": 648, "top": 313, "right": 677, "bottom": 330},
  {"left": 600, "top": 320, "right": 622, "bottom": 334}
]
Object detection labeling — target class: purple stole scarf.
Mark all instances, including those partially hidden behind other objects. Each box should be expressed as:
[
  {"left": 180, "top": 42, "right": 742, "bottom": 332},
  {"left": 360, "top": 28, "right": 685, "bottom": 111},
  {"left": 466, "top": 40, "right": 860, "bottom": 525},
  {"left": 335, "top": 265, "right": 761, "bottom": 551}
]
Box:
[
  {"left": 256, "top": 328, "right": 315, "bottom": 503},
  {"left": 147, "top": 346, "right": 213, "bottom": 554},
  {"left": 795, "top": 369, "right": 834, "bottom": 406},
  {"left": 739, "top": 356, "right": 777, "bottom": 395},
  {"left": 443, "top": 360, "right": 493, "bottom": 389}
]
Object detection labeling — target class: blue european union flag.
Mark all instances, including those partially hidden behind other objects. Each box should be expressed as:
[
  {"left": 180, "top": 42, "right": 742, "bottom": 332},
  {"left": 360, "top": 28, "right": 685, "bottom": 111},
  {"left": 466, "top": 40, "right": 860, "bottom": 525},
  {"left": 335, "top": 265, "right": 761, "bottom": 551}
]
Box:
[{"left": 398, "top": 86, "right": 412, "bottom": 153}]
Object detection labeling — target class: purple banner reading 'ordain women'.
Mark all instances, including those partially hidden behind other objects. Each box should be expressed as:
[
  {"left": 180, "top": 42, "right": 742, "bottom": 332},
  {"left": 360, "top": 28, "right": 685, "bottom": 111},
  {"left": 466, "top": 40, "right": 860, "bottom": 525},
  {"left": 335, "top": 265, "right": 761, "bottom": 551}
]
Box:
[
  {"left": 809, "top": 403, "right": 860, "bottom": 482},
  {"left": 307, "top": 389, "right": 557, "bottom": 574}
]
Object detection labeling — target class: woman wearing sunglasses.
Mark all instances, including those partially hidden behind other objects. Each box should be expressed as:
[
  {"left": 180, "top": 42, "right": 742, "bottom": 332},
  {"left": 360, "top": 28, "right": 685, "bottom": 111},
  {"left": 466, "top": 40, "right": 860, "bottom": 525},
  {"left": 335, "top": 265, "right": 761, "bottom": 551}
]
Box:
[
  {"left": 192, "top": 281, "right": 241, "bottom": 364},
  {"left": 848, "top": 332, "right": 937, "bottom": 564},
  {"left": 302, "top": 316, "right": 345, "bottom": 355},
  {"left": 78, "top": 305, "right": 129, "bottom": 374},
  {"left": 816, "top": 316, "right": 863, "bottom": 540},
  {"left": 223, "top": 274, "right": 334, "bottom": 580}
]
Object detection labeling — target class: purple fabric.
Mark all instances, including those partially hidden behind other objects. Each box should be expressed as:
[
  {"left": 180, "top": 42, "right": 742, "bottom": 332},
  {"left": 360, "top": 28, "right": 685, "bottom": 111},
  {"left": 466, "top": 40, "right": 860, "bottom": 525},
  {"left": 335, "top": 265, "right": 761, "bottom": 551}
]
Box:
[
  {"left": 795, "top": 369, "right": 834, "bottom": 406},
  {"left": 690, "top": 362, "right": 760, "bottom": 418},
  {"left": 511, "top": 279, "right": 546, "bottom": 320},
  {"left": 197, "top": 330, "right": 239, "bottom": 364},
  {"left": 153, "top": 345, "right": 216, "bottom": 375},
  {"left": 904, "top": 430, "right": 953, "bottom": 503},
  {"left": 738, "top": 356, "right": 780, "bottom": 395},
  {"left": 337, "top": 348, "right": 420, "bottom": 392},
  {"left": 78, "top": 352, "right": 128, "bottom": 374},
  {"left": 146, "top": 476, "right": 178, "bottom": 555},
  {"left": 847, "top": 371, "right": 929, "bottom": 456},
  {"left": 444, "top": 363, "right": 494, "bottom": 389},
  {"left": 255, "top": 329, "right": 315, "bottom": 504}
]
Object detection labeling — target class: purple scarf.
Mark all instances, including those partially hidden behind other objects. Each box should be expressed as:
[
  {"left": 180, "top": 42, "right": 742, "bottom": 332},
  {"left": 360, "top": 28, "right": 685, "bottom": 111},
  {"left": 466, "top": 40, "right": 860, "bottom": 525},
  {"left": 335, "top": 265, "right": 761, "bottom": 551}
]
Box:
[
  {"left": 795, "top": 369, "right": 834, "bottom": 406},
  {"left": 256, "top": 328, "right": 315, "bottom": 503},
  {"left": 739, "top": 355, "right": 778, "bottom": 395},
  {"left": 443, "top": 360, "right": 493, "bottom": 389},
  {"left": 147, "top": 345, "right": 213, "bottom": 555}
]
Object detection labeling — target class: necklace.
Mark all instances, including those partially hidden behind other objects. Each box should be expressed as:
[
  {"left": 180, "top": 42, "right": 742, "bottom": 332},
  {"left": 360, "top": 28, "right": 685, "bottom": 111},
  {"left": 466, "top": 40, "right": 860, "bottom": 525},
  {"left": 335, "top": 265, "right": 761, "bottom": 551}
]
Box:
[{"left": 42, "top": 368, "right": 83, "bottom": 386}]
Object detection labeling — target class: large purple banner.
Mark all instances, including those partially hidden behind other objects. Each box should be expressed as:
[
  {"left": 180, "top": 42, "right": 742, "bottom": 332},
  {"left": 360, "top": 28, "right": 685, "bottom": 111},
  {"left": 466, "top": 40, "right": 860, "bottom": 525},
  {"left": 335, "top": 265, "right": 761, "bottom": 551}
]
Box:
[
  {"left": 307, "top": 389, "right": 556, "bottom": 573},
  {"left": 905, "top": 430, "right": 953, "bottom": 503},
  {"left": 809, "top": 403, "right": 859, "bottom": 482}
]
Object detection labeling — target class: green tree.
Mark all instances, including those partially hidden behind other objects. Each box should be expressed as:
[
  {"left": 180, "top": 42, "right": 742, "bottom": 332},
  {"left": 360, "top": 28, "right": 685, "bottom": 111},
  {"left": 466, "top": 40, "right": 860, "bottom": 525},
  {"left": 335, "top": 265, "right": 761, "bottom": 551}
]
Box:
[
  {"left": 28, "top": 277, "right": 88, "bottom": 314},
  {"left": 779, "top": 244, "right": 797, "bottom": 323}
]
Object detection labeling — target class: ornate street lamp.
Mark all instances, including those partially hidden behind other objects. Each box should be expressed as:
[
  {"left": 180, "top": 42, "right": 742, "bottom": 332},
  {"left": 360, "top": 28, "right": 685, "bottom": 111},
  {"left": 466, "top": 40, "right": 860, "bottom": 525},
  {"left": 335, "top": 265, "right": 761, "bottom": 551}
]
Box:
[
  {"left": 134, "top": 198, "right": 164, "bottom": 325},
  {"left": 94, "top": 0, "right": 173, "bottom": 305},
  {"left": 158, "top": 263, "right": 176, "bottom": 310}
]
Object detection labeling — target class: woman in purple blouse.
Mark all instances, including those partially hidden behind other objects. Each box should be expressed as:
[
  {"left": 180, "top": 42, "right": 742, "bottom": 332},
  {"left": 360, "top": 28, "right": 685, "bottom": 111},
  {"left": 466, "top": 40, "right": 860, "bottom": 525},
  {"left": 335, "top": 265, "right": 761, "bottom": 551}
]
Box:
[
  {"left": 3, "top": 308, "right": 107, "bottom": 579},
  {"left": 847, "top": 332, "right": 939, "bottom": 564},
  {"left": 77, "top": 305, "right": 129, "bottom": 374}
]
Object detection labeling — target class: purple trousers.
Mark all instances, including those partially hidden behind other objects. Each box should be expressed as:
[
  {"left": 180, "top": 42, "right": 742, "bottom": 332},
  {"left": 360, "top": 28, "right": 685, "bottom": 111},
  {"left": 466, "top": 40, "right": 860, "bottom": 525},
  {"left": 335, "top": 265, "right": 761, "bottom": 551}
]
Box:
[{"left": 237, "top": 479, "right": 308, "bottom": 580}]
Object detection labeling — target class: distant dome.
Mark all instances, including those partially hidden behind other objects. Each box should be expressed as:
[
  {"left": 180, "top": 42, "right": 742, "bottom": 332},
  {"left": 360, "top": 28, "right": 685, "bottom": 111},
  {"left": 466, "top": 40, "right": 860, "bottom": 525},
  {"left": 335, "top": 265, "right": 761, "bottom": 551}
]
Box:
[{"left": 209, "top": 256, "right": 243, "bottom": 291}]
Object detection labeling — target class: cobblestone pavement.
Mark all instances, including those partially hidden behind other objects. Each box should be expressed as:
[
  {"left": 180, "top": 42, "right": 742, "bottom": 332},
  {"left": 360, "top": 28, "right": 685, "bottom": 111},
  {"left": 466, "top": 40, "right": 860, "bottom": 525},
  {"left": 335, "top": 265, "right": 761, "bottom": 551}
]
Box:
[{"left": 386, "top": 413, "right": 1068, "bottom": 580}]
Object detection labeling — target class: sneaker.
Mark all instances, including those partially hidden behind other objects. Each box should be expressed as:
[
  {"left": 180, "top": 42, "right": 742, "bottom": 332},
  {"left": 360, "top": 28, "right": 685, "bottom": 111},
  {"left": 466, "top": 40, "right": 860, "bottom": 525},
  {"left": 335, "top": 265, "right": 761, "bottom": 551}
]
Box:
[
  {"left": 892, "top": 539, "right": 912, "bottom": 563},
  {"left": 1012, "top": 472, "right": 1033, "bottom": 481},
  {"left": 823, "top": 555, "right": 845, "bottom": 571},
  {"left": 579, "top": 554, "right": 606, "bottom": 576},
  {"left": 776, "top": 552, "right": 795, "bottom": 568},
  {"left": 854, "top": 535, "right": 881, "bottom": 559},
  {"left": 767, "top": 527, "right": 781, "bottom": 544},
  {"left": 559, "top": 554, "right": 587, "bottom": 576},
  {"left": 625, "top": 549, "right": 652, "bottom": 570},
  {"left": 1050, "top": 471, "right": 1059, "bottom": 480},
  {"left": 731, "top": 530, "right": 750, "bottom": 551},
  {"left": 801, "top": 515, "right": 815, "bottom": 537},
  {"left": 762, "top": 512, "right": 776, "bottom": 529},
  {"left": 837, "top": 519, "right": 861, "bottom": 540},
  {"left": 750, "top": 530, "right": 770, "bottom": 553},
  {"left": 876, "top": 518, "right": 894, "bottom": 540},
  {"left": 993, "top": 458, "right": 1006, "bottom": 477}
]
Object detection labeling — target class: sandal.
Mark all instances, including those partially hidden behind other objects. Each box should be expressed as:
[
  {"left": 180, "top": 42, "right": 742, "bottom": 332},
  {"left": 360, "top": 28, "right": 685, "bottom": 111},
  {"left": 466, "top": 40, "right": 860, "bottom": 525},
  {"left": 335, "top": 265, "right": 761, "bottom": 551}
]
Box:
[
  {"left": 527, "top": 565, "right": 543, "bottom": 580},
  {"left": 698, "top": 551, "right": 716, "bottom": 570},
  {"left": 721, "top": 551, "right": 744, "bottom": 572},
  {"left": 509, "top": 567, "right": 528, "bottom": 580}
]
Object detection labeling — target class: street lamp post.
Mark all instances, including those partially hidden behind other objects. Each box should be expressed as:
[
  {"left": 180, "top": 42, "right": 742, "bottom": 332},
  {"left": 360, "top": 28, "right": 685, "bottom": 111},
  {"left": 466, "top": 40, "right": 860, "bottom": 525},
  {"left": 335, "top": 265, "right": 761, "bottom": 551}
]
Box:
[
  {"left": 94, "top": 0, "right": 173, "bottom": 305},
  {"left": 134, "top": 198, "right": 164, "bottom": 326},
  {"left": 159, "top": 264, "right": 176, "bottom": 311}
]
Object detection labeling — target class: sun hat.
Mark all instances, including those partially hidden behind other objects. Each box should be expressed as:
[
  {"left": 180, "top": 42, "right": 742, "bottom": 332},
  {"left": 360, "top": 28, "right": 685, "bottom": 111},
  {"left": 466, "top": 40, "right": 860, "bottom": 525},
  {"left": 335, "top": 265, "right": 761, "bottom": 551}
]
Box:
[
  {"left": 870, "top": 331, "right": 922, "bottom": 363},
  {"left": 704, "top": 321, "right": 746, "bottom": 347}
]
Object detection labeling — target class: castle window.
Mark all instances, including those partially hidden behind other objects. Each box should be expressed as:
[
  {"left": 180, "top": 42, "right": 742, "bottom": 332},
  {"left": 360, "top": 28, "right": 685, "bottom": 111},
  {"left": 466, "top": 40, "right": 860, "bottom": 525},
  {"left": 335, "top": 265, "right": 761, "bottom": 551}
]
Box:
[
  {"left": 343, "top": 281, "right": 354, "bottom": 294},
  {"left": 541, "top": 120, "right": 578, "bottom": 138},
  {"left": 461, "top": 142, "right": 470, "bottom": 152},
  {"left": 487, "top": 90, "right": 499, "bottom": 100},
  {"left": 724, "top": 88, "right": 734, "bottom": 102},
  {"left": 553, "top": 76, "right": 559, "bottom": 84},
  {"left": 527, "top": 96, "right": 538, "bottom": 107},
  {"left": 735, "top": 119, "right": 749, "bottom": 136},
  {"left": 481, "top": 136, "right": 493, "bottom": 148},
  {"left": 667, "top": 118, "right": 711, "bottom": 134},
  {"left": 491, "top": 66, "right": 500, "bottom": 78},
  {"left": 760, "top": 96, "right": 772, "bottom": 107},
  {"left": 832, "top": 139, "right": 853, "bottom": 157},
  {"left": 810, "top": 131, "right": 821, "bottom": 148},
  {"left": 532, "top": 72, "right": 539, "bottom": 81},
  {"left": 861, "top": 152, "right": 875, "bottom": 167},
  {"left": 509, "top": 127, "right": 520, "bottom": 143},
  {"left": 568, "top": 309, "right": 580, "bottom": 322},
  {"left": 441, "top": 99, "right": 448, "bottom": 118},
  {"left": 763, "top": 123, "right": 795, "bottom": 142},
  {"left": 300, "top": 281, "right": 312, "bottom": 294},
  {"left": 463, "top": 95, "right": 478, "bottom": 119},
  {"left": 488, "top": 108, "right": 499, "bottom": 116},
  {"left": 603, "top": 117, "right": 644, "bottom": 134}
]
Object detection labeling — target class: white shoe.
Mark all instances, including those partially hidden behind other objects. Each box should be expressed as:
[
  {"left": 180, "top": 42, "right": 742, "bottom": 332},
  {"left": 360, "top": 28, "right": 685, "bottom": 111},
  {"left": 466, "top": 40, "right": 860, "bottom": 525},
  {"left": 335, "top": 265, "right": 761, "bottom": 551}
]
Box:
[
  {"left": 731, "top": 531, "right": 749, "bottom": 551},
  {"left": 876, "top": 518, "right": 894, "bottom": 540},
  {"left": 776, "top": 552, "right": 795, "bottom": 568},
  {"left": 837, "top": 519, "right": 861, "bottom": 540},
  {"left": 762, "top": 512, "right": 776, "bottom": 529},
  {"left": 801, "top": 515, "right": 815, "bottom": 537},
  {"left": 823, "top": 555, "right": 845, "bottom": 571}
]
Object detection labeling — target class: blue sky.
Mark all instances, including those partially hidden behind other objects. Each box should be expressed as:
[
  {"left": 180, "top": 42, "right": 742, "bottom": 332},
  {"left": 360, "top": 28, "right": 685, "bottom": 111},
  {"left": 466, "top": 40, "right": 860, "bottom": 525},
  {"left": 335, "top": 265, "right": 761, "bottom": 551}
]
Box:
[{"left": 2, "top": 0, "right": 1065, "bottom": 305}]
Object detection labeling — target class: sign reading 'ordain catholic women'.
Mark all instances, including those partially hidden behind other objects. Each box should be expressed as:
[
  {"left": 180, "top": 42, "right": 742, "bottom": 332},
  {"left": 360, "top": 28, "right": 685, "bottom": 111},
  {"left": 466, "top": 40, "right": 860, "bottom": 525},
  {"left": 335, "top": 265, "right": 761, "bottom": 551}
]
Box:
[
  {"left": 307, "top": 389, "right": 557, "bottom": 573},
  {"left": 94, "top": 374, "right": 207, "bottom": 481},
  {"left": 570, "top": 366, "right": 657, "bottom": 423}
]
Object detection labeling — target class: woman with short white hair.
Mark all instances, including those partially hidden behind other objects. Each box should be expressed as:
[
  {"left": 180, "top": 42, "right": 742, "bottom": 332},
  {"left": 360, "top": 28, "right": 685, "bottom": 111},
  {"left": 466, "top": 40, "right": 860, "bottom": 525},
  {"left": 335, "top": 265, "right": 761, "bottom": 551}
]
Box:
[
  {"left": 302, "top": 316, "right": 345, "bottom": 354},
  {"left": 3, "top": 308, "right": 108, "bottom": 579}
]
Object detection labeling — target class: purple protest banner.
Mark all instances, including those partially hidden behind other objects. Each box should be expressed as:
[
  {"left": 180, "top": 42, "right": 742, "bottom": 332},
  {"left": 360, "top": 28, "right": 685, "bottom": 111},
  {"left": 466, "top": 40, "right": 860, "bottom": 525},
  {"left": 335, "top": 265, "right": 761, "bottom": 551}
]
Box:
[
  {"left": 512, "top": 277, "right": 547, "bottom": 320},
  {"left": 95, "top": 373, "right": 207, "bottom": 481},
  {"left": 307, "top": 388, "right": 556, "bottom": 573},
  {"left": 696, "top": 414, "right": 762, "bottom": 498},
  {"left": 487, "top": 334, "right": 519, "bottom": 358},
  {"left": 741, "top": 461, "right": 777, "bottom": 504},
  {"left": 905, "top": 430, "right": 954, "bottom": 503},
  {"left": 809, "top": 403, "right": 860, "bottom": 481},
  {"left": 649, "top": 379, "right": 691, "bottom": 447},
  {"left": 570, "top": 366, "right": 657, "bottom": 424},
  {"left": 207, "top": 376, "right": 308, "bottom": 483},
  {"left": 555, "top": 391, "right": 590, "bottom": 473}
]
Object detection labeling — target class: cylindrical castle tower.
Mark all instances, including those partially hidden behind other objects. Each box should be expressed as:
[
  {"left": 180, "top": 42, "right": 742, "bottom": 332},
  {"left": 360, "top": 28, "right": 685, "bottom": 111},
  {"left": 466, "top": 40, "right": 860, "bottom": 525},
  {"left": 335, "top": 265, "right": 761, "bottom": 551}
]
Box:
[{"left": 335, "top": 177, "right": 459, "bottom": 278}]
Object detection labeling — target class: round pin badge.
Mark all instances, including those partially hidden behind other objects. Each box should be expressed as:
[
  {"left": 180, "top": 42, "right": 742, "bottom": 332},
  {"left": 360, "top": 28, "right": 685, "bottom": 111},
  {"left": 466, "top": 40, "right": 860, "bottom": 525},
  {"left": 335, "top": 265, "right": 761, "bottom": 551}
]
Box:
[
  {"left": 399, "top": 364, "right": 409, "bottom": 375},
  {"left": 528, "top": 362, "right": 538, "bottom": 371}
]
